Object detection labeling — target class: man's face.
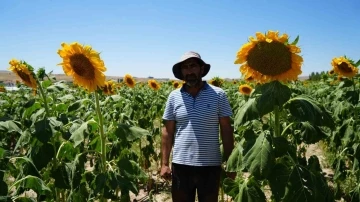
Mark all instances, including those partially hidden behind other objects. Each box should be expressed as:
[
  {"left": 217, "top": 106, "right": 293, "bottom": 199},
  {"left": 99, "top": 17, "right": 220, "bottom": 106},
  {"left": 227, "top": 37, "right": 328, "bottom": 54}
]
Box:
[{"left": 180, "top": 59, "right": 204, "bottom": 87}]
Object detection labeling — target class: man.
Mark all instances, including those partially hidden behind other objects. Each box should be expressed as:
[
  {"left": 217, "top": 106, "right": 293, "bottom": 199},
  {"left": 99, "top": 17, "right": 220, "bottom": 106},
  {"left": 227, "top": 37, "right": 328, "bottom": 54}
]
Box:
[{"left": 160, "top": 51, "right": 234, "bottom": 202}]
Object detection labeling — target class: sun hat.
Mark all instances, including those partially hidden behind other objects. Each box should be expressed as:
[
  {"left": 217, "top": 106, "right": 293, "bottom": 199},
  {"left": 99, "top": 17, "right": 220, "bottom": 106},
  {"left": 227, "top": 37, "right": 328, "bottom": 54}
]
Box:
[{"left": 172, "top": 51, "right": 211, "bottom": 80}]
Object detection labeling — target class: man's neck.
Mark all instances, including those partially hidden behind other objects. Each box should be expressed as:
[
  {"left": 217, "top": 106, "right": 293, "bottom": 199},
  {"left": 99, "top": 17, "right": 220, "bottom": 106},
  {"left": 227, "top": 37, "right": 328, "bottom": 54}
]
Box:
[{"left": 185, "top": 81, "right": 204, "bottom": 97}]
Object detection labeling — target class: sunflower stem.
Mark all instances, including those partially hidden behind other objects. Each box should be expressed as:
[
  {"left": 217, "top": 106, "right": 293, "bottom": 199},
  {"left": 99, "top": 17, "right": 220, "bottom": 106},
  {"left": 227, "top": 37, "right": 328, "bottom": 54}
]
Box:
[
  {"left": 37, "top": 80, "right": 50, "bottom": 116},
  {"left": 94, "top": 92, "right": 106, "bottom": 172},
  {"left": 352, "top": 78, "right": 358, "bottom": 119},
  {"left": 37, "top": 80, "right": 61, "bottom": 202},
  {"left": 281, "top": 122, "right": 296, "bottom": 137},
  {"left": 274, "top": 105, "right": 280, "bottom": 137},
  {"left": 95, "top": 92, "right": 106, "bottom": 202}
]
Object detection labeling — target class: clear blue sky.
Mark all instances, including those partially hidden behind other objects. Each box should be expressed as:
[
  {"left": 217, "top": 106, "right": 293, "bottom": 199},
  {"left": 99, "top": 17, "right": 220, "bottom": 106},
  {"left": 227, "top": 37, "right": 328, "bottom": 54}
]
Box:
[{"left": 1, "top": 0, "right": 359, "bottom": 80}]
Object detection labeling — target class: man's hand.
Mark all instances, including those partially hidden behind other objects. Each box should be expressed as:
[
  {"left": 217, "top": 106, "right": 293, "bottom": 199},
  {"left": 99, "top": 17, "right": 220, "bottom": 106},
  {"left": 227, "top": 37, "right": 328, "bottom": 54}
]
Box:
[{"left": 160, "top": 165, "right": 172, "bottom": 181}]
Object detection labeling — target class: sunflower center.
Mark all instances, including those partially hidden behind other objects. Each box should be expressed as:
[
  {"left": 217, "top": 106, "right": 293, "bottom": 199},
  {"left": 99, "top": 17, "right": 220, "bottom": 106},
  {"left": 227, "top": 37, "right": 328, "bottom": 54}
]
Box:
[
  {"left": 338, "top": 62, "right": 353, "bottom": 73},
  {"left": 247, "top": 41, "right": 292, "bottom": 76},
  {"left": 151, "top": 82, "right": 157, "bottom": 88},
  {"left": 242, "top": 87, "right": 251, "bottom": 94},
  {"left": 126, "top": 78, "right": 134, "bottom": 85},
  {"left": 69, "top": 54, "right": 95, "bottom": 79},
  {"left": 174, "top": 83, "right": 179, "bottom": 88},
  {"left": 17, "top": 70, "right": 32, "bottom": 84}
]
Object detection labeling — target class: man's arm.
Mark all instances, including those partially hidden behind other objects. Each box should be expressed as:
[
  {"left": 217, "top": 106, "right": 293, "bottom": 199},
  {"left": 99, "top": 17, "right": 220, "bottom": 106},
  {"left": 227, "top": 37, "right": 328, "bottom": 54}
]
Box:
[
  {"left": 161, "top": 120, "right": 175, "bottom": 166},
  {"left": 219, "top": 116, "right": 234, "bottom": 162}
]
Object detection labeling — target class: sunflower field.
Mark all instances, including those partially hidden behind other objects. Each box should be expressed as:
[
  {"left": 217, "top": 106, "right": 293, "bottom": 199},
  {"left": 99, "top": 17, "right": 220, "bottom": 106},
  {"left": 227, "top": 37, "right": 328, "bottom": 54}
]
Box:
[{"left": 1, "top": 31, "right": 360, "bottom": 202}]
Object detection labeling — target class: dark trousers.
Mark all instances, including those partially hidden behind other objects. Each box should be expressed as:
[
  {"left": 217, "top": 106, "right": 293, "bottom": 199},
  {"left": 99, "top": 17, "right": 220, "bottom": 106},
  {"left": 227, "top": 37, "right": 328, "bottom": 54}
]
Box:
[{"left": 171, "top": 163, "right": 221, "bottom": 202}]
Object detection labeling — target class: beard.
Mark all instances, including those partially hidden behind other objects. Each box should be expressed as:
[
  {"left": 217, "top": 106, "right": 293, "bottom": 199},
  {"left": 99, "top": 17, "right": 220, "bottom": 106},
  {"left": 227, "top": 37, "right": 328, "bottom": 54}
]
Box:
[{"left": 184, "top": 74, "right": 201, "bottom": 88}]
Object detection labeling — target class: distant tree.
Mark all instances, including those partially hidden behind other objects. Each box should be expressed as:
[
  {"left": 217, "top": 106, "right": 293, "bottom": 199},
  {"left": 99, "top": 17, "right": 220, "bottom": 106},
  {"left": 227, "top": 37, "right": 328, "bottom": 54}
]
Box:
[{"left": 309, "top": 71, "right": 328, "bottom": 81}]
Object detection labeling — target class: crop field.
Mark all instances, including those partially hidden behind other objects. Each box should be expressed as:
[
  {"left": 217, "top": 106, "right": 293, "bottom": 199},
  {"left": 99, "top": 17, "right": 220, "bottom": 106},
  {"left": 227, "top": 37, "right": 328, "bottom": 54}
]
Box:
[{"left": 0, "top": 31, "right": 360, "bottom": 202}]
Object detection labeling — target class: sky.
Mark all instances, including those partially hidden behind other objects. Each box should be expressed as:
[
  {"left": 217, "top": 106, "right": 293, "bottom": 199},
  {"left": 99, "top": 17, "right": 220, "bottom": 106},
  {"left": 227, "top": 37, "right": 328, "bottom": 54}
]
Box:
[{"left": 0, "top": 0, "right": 359, "bottom": 80}]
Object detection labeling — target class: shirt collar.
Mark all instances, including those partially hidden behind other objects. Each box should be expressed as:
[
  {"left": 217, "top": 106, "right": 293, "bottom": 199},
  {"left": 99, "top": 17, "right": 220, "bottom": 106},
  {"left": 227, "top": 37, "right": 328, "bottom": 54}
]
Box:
[{"left": 180, "top": 81, "right": 209, "bottom": 93}]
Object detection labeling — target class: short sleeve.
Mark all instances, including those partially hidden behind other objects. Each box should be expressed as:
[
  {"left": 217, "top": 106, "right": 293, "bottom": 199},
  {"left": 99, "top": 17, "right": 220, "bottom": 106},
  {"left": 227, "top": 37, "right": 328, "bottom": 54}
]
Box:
[
  {"left": 218, "top": 90, "right": 233, "bottom": 117},
  {"left": 162, "top": 92, "right": 175, "bottom": 120}
]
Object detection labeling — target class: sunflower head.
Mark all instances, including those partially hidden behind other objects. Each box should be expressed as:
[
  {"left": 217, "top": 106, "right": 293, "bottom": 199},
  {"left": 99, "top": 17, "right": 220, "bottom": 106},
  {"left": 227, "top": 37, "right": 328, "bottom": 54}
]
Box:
[
  {"left": 147, "top": 79, "right": 161, "bottom": 91},
  {"left": 235, "top": 30, "right": 303, "bottom": 83},
  {"left": 331, "top": 56, "right": 358, "bottom": 78},
  {"left": 328, "top": 69, "right": 335, "bottom": 76},
  {"left": 123, "top": 74, "right": 136, "bottom": 88},
  {"left": 172, "top": 81, "right": 182, "bottom": 88},
  {"left": 8, "top": 60, "right": 37, "bottom": 90},
  {"left": 101, "top": 80, "right": 116, "bottom": 95},
  {"left": 57, "top": 42, "right": 107, "bottom": 92},
  {"left": 0, "top": 85, "right": 6, "bottom": 93},
  {"left": 232, "top": 80, "right": 237, "bottom": 84},
  {"left": 239, "top": 84, "right": 253, "bottom": 95},
  {"left": 209, "top": 77, "right": 224, "bottom": 87}
]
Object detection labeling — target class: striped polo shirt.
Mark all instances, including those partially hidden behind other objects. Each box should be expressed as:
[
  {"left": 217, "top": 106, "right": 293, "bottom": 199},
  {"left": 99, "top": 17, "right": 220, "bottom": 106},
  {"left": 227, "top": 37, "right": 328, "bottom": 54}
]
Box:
[{"left": 162, "top": 81, "right": 233, "bottom": 166}]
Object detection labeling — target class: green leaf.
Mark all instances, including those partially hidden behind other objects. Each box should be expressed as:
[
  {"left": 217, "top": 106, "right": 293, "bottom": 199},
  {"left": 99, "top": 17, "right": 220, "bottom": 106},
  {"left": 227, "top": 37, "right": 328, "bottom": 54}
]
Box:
[
  {"left": 57, "top": 94, "right": 75, "bottom": 103},
  {"left": 284, "top": 95, "right": 335, "bottom": 129},
  {"left": 256, "top": 81, "right": 291, "bottom": 116},
  {"left": 268, "top": 162, "right": 291, "bottom": 201},
  {"left": 307, "top": 156, "right": 334, "bottom": 201},
  {"left": 34, "top": 117, "right": 62, "bottom": 143},
  {"left": 47, "top": 82, "right": 69, "bottom": 92},
  {"left": 92, "top": 173, "right": 107, "bottom": 195},
  {"left": 291, "top": 35, "right": 299, "bottom": 45},
  {"left": 13, "top": 130, "right": 31, "bottom": 152},
  {"left": 273, "top": 136, "right": 295, "bottom": 158},
  {"left": 338, "top": 79, "right": 354, "bottom": 88},
  {"left": 237, "top": 177, "right": 266, "bottom": 202},
  {"left": 299, "top": 122, "right": 328, "bottom": 144},
  {"left": 23, "top": 102, "right": 42, "bottom": 118},
  {"left": 67, "top": 99, "right": 93, "bottom": 112},
  {"left": 344, "top": 90, "right": 359, "bottom": 105},
  {"left": 243, "top": 132, "right": 275, "bottom": 179},
  {"left": 0, "top": 120, "right": 22, "bottom": 134},
  {"left": 355, "top": 60, "right": 360, "bottom": 67},
  {"left": 68, "top": 101, "right": 82, "bottom": 112},
  {"left": 69, "top": 119, "right": 98, "bottom": 147},
  {"left": 350, "top": 184, "right": 360, "bottom": 201},
  {"left": 223, "top": 177, "right": 241, "bottom": 199},
  {"left": 41, "top": 80, "right": 52, "bottom": 88},
  {"left": 10, "top": 175, "right": 51, "bottom": 196},
  {"left": 51, "top": 163, "right": 71, "bottom": 189},
  {"left": 29, "top": 143, "right": 55, "bottom": 171},
  {"left": 110, "top": 95, "right": 121, "bottom": 102},
  {"left": 23, "top": 99, "right": 35, "bottom": 108},
  {"left": 114, "top": 124, "right": 150, "bottom": 142},
  {"left": 226, "top": 143, "right": 244, "bottom": 172},
  {"left": 13, "top": 197, "right": 36, "bottom": 202},
  {"left": 234, "top": 98, "right": 260, "bottom": 126}
]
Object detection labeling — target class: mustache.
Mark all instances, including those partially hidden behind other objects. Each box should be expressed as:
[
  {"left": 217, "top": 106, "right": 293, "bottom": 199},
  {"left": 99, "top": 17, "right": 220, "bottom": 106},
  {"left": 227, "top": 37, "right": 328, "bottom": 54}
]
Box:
[{"left": 185, "top": 74, "right": 197, "bottom": 80}]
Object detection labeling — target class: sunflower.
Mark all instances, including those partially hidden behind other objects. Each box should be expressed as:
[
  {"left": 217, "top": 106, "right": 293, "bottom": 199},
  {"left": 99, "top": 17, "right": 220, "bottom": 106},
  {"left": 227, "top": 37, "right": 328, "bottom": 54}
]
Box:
[
  {"left": 101, "top": 80, "right": 116, "bottom": 95},
  {"left": 235, "top": 30, "right": 303, "bottom": 83},
  {"left": 239, "top": 84, "right": 253, "bottom": 95},
  {"left": 328, "top": 69, "right": 335, "bottom": 76},
  {"left": 57, "top": 42, "right": 107, "bottom": 92},
  {"left": 0, "top": 86, "right": 6, "bottom": 92},
  {"left": 172, "top": 81, "right": 182, "bottom": 88},
  {"left": 8, "top": 60, "right": 37, "bottom": 89},
  {"left": 123, "top": 74, "right": 136, "bottom": 88},
  {"left": 209, "top": 77, "right": 224, "bottom": 87},
  {"left": 232, "top": 80, "right": 237, "bottom": 84},
  {"left": 331, "top": 56, "right": 358, "bottom": 78},
  {"left": 148, "top": 79, "right": 161, "bottom": 91}
]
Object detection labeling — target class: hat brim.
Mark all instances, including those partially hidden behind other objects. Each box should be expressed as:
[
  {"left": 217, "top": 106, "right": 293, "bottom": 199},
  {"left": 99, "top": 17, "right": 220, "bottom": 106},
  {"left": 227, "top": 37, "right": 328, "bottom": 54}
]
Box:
[{"left": 172, "top": 58, "right": 210, "bottom": 80}]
